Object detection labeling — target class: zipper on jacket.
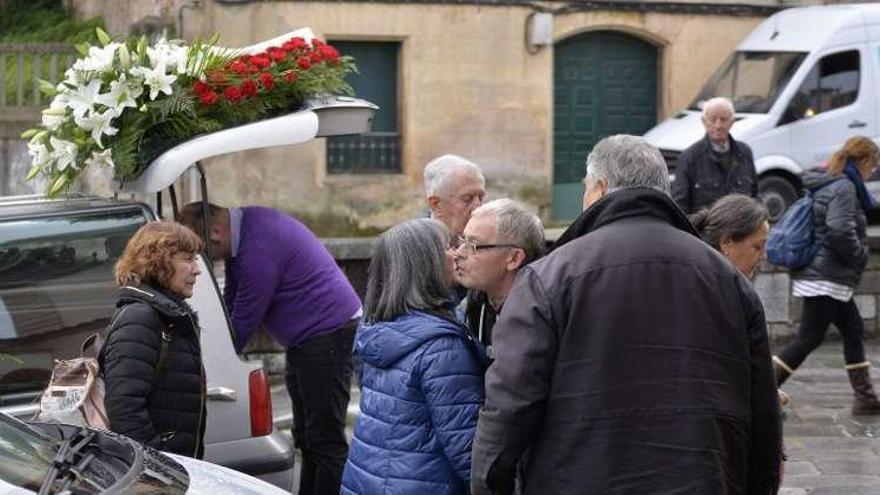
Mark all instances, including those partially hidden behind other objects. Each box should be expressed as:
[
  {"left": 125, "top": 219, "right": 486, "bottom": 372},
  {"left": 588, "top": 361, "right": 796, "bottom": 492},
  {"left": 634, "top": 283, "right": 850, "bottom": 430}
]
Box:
[{"left": 188, "top": 312, "right": 206, "bottom": 458}]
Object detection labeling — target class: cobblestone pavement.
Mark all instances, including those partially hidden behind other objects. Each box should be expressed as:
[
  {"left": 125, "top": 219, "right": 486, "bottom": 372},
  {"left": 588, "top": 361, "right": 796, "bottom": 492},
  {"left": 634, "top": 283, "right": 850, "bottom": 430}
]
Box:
[
  {"left": 273, "top": 343, "right": 880, "bottom": 494},
  {"left": 778, "top": 343, "right": 880, "bottom": 495}
]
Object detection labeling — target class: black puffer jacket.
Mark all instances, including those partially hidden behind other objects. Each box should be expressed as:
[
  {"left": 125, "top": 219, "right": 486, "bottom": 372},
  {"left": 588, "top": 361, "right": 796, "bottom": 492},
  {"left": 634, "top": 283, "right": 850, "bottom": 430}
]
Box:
[
  {"left": 471, "top": 188, "right": 781, "bottom": 495},
  {"left": 100, "top": 285, "right": 206, "bottom": 458},
  {"left": 792, "top": 171, "right": 869, "bottom": 288}
]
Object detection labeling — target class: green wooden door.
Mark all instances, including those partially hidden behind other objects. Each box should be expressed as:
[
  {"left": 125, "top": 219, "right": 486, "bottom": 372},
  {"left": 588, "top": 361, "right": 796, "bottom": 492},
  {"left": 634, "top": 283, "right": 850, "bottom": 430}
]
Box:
[{"left": 553, "top": 31, "right": 658, "bottom": 219}]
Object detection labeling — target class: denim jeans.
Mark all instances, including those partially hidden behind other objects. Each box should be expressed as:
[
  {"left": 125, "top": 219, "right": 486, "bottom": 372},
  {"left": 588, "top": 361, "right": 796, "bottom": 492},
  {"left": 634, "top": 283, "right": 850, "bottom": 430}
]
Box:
[{"left": 285, "top": 320, "right": 356, "bottom": 495}]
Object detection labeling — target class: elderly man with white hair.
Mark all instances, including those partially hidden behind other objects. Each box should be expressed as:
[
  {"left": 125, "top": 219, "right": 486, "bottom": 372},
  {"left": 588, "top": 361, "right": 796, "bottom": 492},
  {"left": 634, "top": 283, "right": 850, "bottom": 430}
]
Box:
[
  {"left": 423, "top": 154, "right": 487, "bottom": 238},
  {"left": 671, "top": 96, "right": 758, "bottom": 213}
]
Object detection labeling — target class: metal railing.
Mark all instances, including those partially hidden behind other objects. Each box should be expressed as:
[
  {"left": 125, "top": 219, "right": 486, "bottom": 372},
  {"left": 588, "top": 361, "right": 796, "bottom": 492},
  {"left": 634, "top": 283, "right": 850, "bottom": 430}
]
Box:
[
  {"left": 327, "top": 132, "right": 401, "bottom": 173},
  {"left": 0, "top": 43, "right": 76, "bottom": 108}
]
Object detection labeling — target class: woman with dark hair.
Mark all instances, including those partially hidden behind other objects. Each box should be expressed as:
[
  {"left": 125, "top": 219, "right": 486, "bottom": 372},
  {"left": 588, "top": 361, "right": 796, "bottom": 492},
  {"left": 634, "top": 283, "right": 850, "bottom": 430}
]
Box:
[
  {"left": 690, "top": 193, "right": 770, "bottom": 279},
  {"left": 100, "top": 221, "right": 207, "bottom": 457},
  {"left": 772, "top": 136, "right": 880, "bottom": 415},
  {"left": 341, "top": 218, "right": 487, "bottom": 495}
]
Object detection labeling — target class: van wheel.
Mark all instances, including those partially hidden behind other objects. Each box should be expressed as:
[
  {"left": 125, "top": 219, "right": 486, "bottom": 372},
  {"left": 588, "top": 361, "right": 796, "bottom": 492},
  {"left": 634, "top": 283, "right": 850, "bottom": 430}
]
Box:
[{"left": 759, "top": 175, "right": 799, "bottom": 222}]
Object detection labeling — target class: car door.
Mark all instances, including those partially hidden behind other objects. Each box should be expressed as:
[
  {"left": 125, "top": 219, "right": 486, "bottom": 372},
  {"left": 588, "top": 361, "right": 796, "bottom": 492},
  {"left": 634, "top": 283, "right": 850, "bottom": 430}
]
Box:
[{"left": 781, "top": 47, "right": 873, "bottom": 169}]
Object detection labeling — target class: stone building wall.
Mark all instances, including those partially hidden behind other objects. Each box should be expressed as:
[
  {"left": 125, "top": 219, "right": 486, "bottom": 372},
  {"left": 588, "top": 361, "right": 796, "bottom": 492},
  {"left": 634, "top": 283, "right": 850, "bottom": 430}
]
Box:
[{"left": 28, "top": 0, "right": 770, "bottom": 233}]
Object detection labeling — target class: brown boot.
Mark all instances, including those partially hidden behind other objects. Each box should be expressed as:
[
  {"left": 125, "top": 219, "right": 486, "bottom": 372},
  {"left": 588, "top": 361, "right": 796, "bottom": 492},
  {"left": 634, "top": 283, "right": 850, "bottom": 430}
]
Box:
[
  {"left": 846, "top": 363, "right": 880, "bottom": 415},
  {"left": 773, "top": 356, "right": 793, "bottom": 386}
]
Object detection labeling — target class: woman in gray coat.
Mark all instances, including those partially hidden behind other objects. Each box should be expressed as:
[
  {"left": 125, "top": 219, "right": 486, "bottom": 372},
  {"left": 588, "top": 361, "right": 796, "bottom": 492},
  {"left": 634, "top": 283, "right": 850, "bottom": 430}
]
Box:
[{"left": 773, "top": 136, "right": 880, "bottom": 415}]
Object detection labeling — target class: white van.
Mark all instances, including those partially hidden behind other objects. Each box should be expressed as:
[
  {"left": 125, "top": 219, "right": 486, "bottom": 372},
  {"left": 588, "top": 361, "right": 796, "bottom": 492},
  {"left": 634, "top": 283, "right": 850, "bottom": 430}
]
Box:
[{"left": 644, "top": 4, "right": 880, "bottom": 219}]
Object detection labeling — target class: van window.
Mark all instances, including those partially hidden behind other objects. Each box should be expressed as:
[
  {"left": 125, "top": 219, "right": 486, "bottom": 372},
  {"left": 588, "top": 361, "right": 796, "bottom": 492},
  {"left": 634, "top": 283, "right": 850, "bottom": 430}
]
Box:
[
  {"left": 783, "top": 50, "right": 860, "bottom": 122},
  {"left": 0, "top": 207, "right": 148, "bottom": 403},
  {"left": 691, "top": 51, "right": 806, "bottom": 113}
]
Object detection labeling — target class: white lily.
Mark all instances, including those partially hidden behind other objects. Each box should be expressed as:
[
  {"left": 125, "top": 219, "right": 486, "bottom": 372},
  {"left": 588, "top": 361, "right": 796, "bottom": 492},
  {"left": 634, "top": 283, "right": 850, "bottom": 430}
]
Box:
[
  {"left": 148, "top": 40, "right": 189, "bottom": 73},
  {"left": 130, "top": 61, "right": 177, "bottom": 100},
  {"left": 72, "top": 43, "right": 120, "bottom": 72},
  {"left": 74, "top": 108, "right": 118, "bottom": 148},
  {"left": 49, "top": 137, "right": 78, "bottom": 171},
  {"left": 41, "top": 95, "right": 69, "bottom": 131},
  {"left": 66, "top": 79, "right": 103, "bottom": 119},
  {"left": 96, "top": 75, "right": 142, "bottom": 117},
  {"left": 85, "top": 149, "right": 114, "bottom": 169},
  {"left": 27, "top": 140, "right": 51, "bottom": 167}
]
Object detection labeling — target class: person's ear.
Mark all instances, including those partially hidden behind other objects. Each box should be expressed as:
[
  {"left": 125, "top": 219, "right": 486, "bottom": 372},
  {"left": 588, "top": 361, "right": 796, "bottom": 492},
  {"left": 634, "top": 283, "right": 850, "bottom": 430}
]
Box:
[
  {"left": 209, "top": 224, "right": 223, "bottom": 244},
  {"left": 507, "top": 248, "right": 527, "bottom": 272},
  {"left": 427, "top": 195, "right": 442, "bottom": 214},
  {"left": 720, "top": 236, "right": 733, "bottom": 257}
]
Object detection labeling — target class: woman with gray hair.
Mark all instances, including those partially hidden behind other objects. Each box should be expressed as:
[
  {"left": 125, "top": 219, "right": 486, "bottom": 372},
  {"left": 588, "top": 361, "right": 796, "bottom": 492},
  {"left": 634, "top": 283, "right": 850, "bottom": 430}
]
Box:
[
  {"left": 341, "top": 218, "right": 488, "bottom": 495},
  {"left": 689, "top": 194, "right": 770, "bottom": 279}
]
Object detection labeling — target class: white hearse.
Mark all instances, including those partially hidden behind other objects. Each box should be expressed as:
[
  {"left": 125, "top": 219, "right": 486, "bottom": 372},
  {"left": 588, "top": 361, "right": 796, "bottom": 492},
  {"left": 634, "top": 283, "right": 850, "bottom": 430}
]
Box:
[{"left": 644, "top": 4, "right": 880, "bottom": 219}]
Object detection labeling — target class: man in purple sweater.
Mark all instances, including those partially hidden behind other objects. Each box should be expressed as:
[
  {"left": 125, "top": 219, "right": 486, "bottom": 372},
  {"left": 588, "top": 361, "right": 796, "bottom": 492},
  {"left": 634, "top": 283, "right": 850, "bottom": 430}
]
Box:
[{"left": 180, "top": 202, "right": 361, "bottom": 495}]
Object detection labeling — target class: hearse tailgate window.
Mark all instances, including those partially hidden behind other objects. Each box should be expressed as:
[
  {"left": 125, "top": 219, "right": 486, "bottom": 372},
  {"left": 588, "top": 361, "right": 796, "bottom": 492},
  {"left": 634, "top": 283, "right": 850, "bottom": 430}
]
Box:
[{"left": 0, "top": 208, "right": 148, "bottom": 406}]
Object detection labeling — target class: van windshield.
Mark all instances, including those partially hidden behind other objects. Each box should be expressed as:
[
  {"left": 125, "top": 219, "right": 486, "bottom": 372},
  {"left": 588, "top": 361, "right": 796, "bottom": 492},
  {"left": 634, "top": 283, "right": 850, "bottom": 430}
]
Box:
[{"left": 690, "top": 51, "right": 807, "bottom": 114}]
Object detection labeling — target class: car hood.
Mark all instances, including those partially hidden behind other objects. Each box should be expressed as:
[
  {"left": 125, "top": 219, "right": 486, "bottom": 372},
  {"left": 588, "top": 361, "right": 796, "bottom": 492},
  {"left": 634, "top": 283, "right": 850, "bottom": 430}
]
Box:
[
  {"left": 167, "top": 453, "right": 288, "bottom": 494},
  {"left": 642, "top": 110, "right": 773, "bottom": 151}
]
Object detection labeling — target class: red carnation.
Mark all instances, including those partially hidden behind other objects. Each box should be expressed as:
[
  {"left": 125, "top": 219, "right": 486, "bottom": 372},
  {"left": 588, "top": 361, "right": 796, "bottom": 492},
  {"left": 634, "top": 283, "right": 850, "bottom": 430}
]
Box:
[
  {"left": 285, "top": 37, "right": 307, "bottom": 51},
  {"left": 223, "top": 86, "right": 243, "bottom": 102},
  {"left": 283, "top": 71, "right": 298, "bottom": 84},
  {"left": 268, "top": 48, "right": 287, "bottom": 62},
  {"left": 250, "top": 55, "right": 272, "bottom": 69},
  {"left": 309, "top": 50, "right": 323, "bottom": 64},
  {"left": 240, "top": 79, "right": 258, "bottom": 97},
  {"left": 199, "top": 90, "right": 218, "bottom": 105},
  {"left": 259, "top": 72, "right": 275, "bottom": 90},
  {"left": 312, "top": 38, "right": 325, "bottom": 48},
  {"left": 318, "top": 45, "right": 340, "bottom": 64},
  {"left": 192, "top": 80, "right": 211, "bottom": 94},
  {"left": 297, "top": 56, "right": 311, "bottom": 70},
  {"left": 229, "top": 60, "right": 248, "bottom": 74}
]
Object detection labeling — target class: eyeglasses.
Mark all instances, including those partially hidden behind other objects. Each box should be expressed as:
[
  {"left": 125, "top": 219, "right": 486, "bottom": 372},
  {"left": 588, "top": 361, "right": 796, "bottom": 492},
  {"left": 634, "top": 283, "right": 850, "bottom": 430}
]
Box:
[{"left": 455, "top": 235, "right": 520, "bottom": 256}]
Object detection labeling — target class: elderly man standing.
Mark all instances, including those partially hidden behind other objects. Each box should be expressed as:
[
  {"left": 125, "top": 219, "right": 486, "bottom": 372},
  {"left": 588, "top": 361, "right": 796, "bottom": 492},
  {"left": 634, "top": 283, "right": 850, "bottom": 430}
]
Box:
[
  {"left": 471, "top": 135, "right": 781, "bottom": 495},
  {"left": 672, "top": 96, "right": 758, "bottom": 213},
  {"left": 179, "top": 202, "right": 360, "bottom": 495},
  {"left": 423, "top": 154, "right": 487, "bottom": 238},
  {"left": 454, "top": 199, "right": 545, "bottom": 350}
]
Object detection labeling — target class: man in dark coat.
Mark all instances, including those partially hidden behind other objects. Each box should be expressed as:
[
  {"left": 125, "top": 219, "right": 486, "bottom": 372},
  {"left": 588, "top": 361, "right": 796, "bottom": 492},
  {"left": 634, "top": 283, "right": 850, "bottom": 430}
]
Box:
[
  {"left": 471, "top": 135, "right": 781, "bottom": 495},
  {"left": 672, "top": 97, "right": 759, "bottom": 213}
]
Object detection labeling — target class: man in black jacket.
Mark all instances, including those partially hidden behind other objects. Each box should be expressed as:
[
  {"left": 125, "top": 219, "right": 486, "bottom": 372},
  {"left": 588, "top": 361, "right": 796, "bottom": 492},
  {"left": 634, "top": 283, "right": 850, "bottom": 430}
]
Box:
[
  {"left": 672, "top": 97, "right": 758, "bottom": 213},
  {"left": 471, "top": 135, "right": 781, "bottom": 495}
]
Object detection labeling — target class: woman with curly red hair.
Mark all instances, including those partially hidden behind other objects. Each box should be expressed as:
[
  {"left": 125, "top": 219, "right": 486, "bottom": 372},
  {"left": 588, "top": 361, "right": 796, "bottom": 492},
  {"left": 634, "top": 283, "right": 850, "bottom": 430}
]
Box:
[{"left": 99, "top": 221, "right": 207, "bottom": 457}]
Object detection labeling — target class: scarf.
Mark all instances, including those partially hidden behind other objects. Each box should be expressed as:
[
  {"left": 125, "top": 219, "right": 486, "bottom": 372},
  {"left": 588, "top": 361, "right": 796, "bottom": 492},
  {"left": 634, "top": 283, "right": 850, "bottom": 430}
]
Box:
[{"left": 844, "top": 159, "right": 875, "bottom": 211}]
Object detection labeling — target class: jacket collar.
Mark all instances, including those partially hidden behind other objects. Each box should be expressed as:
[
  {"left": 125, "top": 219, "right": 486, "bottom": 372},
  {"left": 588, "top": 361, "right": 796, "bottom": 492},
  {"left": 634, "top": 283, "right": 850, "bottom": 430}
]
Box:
[
  {"left": 701, "top": 133, "right": 745, "bottom": 157},
  {"left": 117, "top": 284, "right": 194, "bottom": 320},
  {"left": 551, "top": 187, "right": 698, "bottom": 252}
]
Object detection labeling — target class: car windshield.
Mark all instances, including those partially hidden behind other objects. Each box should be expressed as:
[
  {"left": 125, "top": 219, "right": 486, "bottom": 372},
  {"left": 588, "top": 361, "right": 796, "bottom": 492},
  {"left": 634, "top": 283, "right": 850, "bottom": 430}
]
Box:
[
  {"left": 690, "top": 50, "right": 807, "bottom": 114},
  {"left": 0, "top": 207, "right": 148, "bottom": 404},
  {"left": 0, "top": 413, "right": 56, "bottom": 491}
]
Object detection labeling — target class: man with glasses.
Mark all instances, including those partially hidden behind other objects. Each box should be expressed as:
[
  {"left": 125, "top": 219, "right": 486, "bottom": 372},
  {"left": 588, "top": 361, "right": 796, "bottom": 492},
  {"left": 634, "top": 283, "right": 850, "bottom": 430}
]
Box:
[
  {"left": 672, "top": 96, "right": 758, "bottom": 213},
  {"left": 453, "top": 199, "right": 545, "bottom": 352},
  {"left": 423, "top": 154, "right": 487, "bottom": 239}
]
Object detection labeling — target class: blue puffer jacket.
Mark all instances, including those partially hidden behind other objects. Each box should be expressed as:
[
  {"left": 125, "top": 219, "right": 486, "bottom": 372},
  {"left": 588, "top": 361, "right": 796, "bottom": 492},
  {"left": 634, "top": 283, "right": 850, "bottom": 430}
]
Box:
[{"left": 341, "top": 311, "right": 487, "bottom": 495}]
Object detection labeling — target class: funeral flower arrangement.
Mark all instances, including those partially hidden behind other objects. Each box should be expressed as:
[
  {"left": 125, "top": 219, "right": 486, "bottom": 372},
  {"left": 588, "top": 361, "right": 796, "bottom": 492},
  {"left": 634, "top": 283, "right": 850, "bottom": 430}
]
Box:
[{"left": 23, "top": 28, "right": 354, "bottom": 196}]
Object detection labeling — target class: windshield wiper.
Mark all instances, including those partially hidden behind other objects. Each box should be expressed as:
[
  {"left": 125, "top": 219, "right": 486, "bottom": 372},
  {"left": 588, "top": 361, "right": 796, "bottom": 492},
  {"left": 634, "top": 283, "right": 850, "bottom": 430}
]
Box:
[{"left": 37, "top": 427, "right": 106, "bottom": 495}]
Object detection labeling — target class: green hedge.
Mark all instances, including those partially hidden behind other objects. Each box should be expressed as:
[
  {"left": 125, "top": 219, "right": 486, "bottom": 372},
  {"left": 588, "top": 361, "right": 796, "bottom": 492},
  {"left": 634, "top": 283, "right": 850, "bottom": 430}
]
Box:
[{"left": 2, "top": 0, "right": 103, "bottom": 106}]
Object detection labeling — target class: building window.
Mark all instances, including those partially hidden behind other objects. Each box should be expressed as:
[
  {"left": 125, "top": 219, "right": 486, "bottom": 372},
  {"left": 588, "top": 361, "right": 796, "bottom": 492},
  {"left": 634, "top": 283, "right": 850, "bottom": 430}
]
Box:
[{"left": 327, "top": 41, "right": 401, "bottom": 173}]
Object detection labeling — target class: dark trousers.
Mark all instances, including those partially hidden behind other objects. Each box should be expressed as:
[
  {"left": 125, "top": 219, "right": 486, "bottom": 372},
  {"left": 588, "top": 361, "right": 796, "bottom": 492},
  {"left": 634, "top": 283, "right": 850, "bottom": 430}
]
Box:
[
  {"left": 778, "top": 296, "right": 866, "bottom": 370},
  {"left": 285, "top": 320, "right": 356, "bottom": 495}
]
